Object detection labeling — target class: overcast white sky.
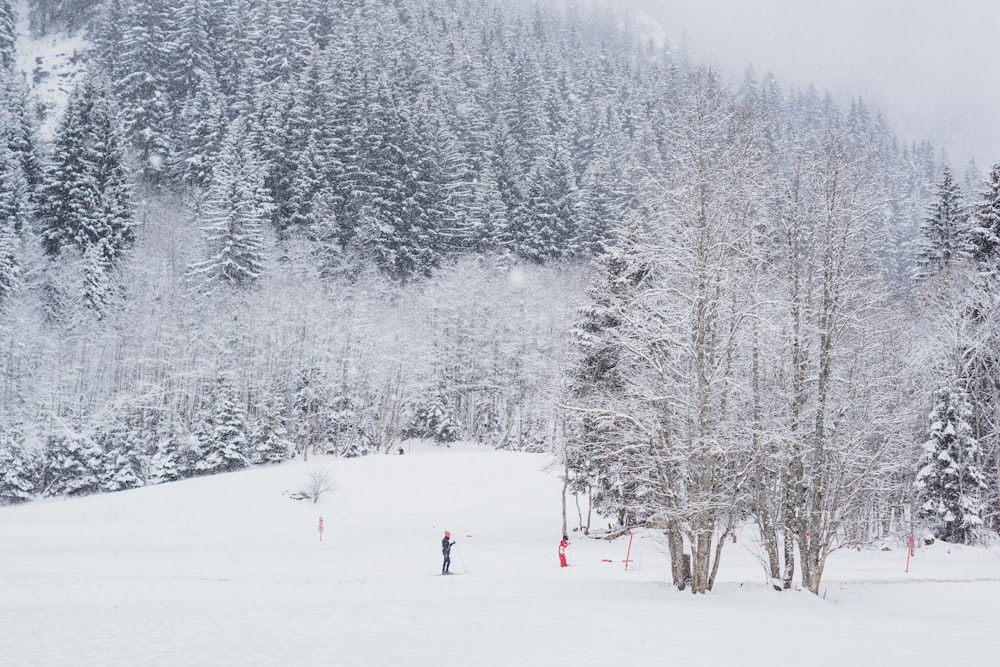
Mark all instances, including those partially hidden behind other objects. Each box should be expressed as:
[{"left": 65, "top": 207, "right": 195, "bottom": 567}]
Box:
[{"left": 608, "top": 0, "right": 999, "bottom": 172}]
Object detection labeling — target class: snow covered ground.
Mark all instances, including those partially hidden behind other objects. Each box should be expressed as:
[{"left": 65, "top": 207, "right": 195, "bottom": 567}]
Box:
[
  {"left": 2, "top": 442, "right": 998, "bottom": 666},
  {"left": 12, "top": 0, "right": 88, "bottom": 138}
]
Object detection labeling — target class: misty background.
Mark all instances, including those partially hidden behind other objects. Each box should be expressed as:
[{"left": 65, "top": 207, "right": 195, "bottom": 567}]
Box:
[{"left": 614, "top": 0, "right": 999, "bottom": 174}]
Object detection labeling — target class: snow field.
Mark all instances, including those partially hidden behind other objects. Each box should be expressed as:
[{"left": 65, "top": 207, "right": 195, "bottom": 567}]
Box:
[{"left": 2, "top": 441, "right": 998, "bottom": 666}]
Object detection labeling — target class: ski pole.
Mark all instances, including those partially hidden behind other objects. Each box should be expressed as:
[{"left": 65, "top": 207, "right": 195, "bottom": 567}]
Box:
[{"left": 455, "top": 542, "right": 468, "bottom": 573}]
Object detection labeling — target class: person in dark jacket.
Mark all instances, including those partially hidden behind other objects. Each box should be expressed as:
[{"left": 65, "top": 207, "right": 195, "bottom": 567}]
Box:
[
  {"left": 559, "top": 535, "right": 569, "bottom": 567},
  {"left": 442, "top": 531, "right": 456, "bottom": 574}
]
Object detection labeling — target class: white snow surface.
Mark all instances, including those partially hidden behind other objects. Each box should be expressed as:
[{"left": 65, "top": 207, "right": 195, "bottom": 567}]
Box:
[
  {"left": 2, "top": 442, "right": 998, "bottom": 666},
  {"left": 12, "top": 0, "right": 88, "bottom": 139}
]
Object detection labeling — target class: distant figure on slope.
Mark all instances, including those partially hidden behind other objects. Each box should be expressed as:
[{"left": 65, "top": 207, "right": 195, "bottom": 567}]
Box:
[
  {"left": 559, "top": 535, "right": 569, "bottom": 567},
  {"left": 442, "top": 531, "right": 456, "bottom": 574}
]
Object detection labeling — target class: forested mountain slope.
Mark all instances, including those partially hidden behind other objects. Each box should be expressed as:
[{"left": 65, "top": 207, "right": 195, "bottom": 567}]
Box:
[{"left": 2, "top": 0, "right": 999, "bottom": 594}]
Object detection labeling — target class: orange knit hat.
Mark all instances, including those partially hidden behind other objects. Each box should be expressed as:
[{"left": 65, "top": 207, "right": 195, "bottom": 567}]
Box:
[{"left": 444, "top": 531, "right": 451, "bottom": 537}]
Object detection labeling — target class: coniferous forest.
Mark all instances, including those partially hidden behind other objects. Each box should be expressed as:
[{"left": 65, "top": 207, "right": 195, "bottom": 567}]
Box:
[{"left": 2, "top": 0, "right": 1000, "bottom": 593}]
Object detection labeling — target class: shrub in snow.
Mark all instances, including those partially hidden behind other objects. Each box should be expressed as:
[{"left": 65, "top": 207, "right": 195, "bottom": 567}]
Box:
[{"left": 300, "top": 468, "right": 335, "bottom": 503}]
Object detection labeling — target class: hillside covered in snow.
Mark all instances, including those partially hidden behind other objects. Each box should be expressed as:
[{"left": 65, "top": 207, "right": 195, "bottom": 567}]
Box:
[{"left": 2, "top": 444, "right": 998, "bottom": 666}]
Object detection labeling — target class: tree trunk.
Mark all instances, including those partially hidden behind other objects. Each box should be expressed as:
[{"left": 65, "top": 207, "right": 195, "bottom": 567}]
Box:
[
  {"left": 667, "top": 524, "right": 687, "bottom": 591},
  {"left": 561, "top": 450, "right": 569, "bottom": 538}
]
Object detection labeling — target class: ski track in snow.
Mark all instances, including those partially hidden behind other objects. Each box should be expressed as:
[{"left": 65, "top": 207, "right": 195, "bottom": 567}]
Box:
[{"left": 2, "top": 442, "right": 999, "bottom": 666}]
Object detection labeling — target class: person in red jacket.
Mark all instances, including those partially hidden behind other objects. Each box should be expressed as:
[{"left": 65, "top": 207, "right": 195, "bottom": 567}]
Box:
[{"left": 558, "top": 535, "right": 569, "bottom": 567}]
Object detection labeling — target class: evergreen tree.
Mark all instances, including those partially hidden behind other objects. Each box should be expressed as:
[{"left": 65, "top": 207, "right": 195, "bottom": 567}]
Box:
[
  {"left": 42, "top": 428, "right": 103, "bottom": 498},
  {"left": 174, "top": 72, "right": 225, "bottom": 190},
  {"left": 202, "top": 376, "right": 251, "bottom": 473},
  {"left": 285, "top": 133, "right": 333, "bottom": 231},
  {"left": 0, "top": 142, "right": 26, "bottom": 307},
  {"left": 516, "top": 140, "right": 581, "bottom": 261},
  {"left": 577, "top": 149, "right": 621, "bottom": 256},
  {"left": 564, "top": 221, "right": 651, "bottom": 524},
  {"left": 914, "top": 167, "right": 968, "bottom": 281},
  {"left": 148, "top": 424, "right": 195, "bottom": 484},
  {"left": 352, "top": 88, "right": 443, "bottom": 279},
  {"left": 0, "top": 424, "right": 37, "bottom": 504},
  {"left": 292, "top": 366, "right": 327, "bottom": 459},
  {"left": 81, "top": 240, "right": 117, "bottom": 319},
  {"left": 188, "top": 410, "right": 215, "bottom": 475},
  {"left": 114, "top": 0, "right": 174, "bottom": 183},
  {"left": 966, "top": 163, "right": 1000, "bottom": 277},
  {"left": 463, "top": 164, "right": 509, "bottom": 254},
  {"left": 96, "top": 415, "right": 146, "bottom": 492},
  {"left": 0, "top": 0, "right": 15, "bottom": 71},
  {"left": 169, "top": 0, "right": 221, "bottom": 102},
  {"left": 39, "top": 76, "right": 135, "bottom": 264},
  {"left": 250, "top": 400, "right": 295, "bottom": 464},
  {"left": 268, "top": 55, "right": 334, "bottom": 235},
  {"left": 407, "top": 385, "right": 463, "bottom": 444},
  {"left": 915, "top": 385, "right": 986, "bottom": 544},
  {"left": 1, "top": 72, "right": 42, "bottom": 199},
  {"left": 189, "top": 117, "right": 271, "bottom": 291}
]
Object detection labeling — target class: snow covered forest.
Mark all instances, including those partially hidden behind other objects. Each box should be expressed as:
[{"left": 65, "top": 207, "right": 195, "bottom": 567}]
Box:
[{"left": 2, "top": 0, "right": 1000, "bottom": 593}]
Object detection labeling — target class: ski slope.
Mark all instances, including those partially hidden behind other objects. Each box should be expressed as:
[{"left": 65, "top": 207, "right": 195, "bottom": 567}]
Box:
[{"left": 2, "top": 441, "right": 998, "bottom": 666}]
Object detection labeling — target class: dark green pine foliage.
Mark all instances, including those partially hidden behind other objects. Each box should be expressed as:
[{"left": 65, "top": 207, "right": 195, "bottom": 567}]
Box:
[
  {"left": 966, "top": 163, "right": 1000, "bottom": 277},
  {"left": 203, "top": 376, "right": 251, "bottom": 473},
  {"left": 486, "top": 124, "right": 526, "bottom": 253},
  {"left": 81, "top": 241, "right": 116, "bottom": 319},
  {"left": 286, "top": 132, "right": 333, "bottom": 232},
  {"left": 27, "top": 0, "right": 96, "bottom": 35},
  {"left": 0, "top": 0, "right": 15, "bottom": 70},
  {"left": 569, "top": 221, "right": 649, "bottom": 397},
  {"left": 463, "top": 163, "right": 509, "bottom": 254},
  {"left": 353, "top": 87, "right": 444, "bottom": 279},
  {"left": 915, "top": 386, "right": 986, "bottom": 544},
  {"left": 517, "top": 140, "right": 582, "bottom": 261},
  {"left": 41, "top": 428, "right": 103, "bottom": 498},
  {"left": 190, "top": 117, "right": 271, "bottom": 291},
  {"left": 407, "top": 385, "right": 463, "bottom": 444},
  {"left": 149, "top": 423, "right": 195, "bottom": 483},
  {"left": 169, "top": 0, "right": 222, "bottom": 103},
  {"left": 216, "top": 0, "right": 254, "bottom": 103},
  {"left": 0, "top": 424, "right": 37, "bottom": 504},
  {"left": 115, "top": 0, "right": 174, "bottom": 184},
  {"left": 914, "top": 167, "right": 967, "bottom": 281},
  {"left": 40, "top": 76, "right": 135, "bottom": 261},
  {"left": 565, "top": 221, "right": 651, "bottom": 523},
  {"left": 250, "top": 399, "right": 295, "bottom": 464},
  {"left": 266, "top": 54, "right": 332, "bottom": 236},
  {"left": 0, "top": 142, "right": 27, "bottom": 307},
  {"left": 92, "top": 0, "right": 127, "bottom": 83},
  {"left": 292, "top": 366, "right": 327, "bottom": 457},
  {"left": 408, "top": 98, "right": 470, "bottom": 257},
  {"left": 174, "top": 72, "right": 225, "bottom": 190},
  {"left": 96, "top": 413, "right": 146, "bottom": 492},
  {"left": 2, "top": 71, "right": 42, "bottom": 210}
]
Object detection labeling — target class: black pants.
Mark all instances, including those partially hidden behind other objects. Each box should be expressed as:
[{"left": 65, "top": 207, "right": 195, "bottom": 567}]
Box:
[{"left": 442, "top": 554, "right": 451, "bottom": 573}]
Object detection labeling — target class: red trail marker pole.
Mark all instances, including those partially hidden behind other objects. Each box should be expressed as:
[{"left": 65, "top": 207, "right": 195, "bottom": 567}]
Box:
[
  {"left": 318, "top": 516, "right": 324, "bottom": 542},
  {"left": 905, "top": 534, "right": 913, "bottom": 573},
  {"left": 623, "top": 531, "right": 634, "bottom": 571}
]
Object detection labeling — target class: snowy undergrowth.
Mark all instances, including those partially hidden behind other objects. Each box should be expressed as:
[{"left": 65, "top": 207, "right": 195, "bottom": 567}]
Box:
[{"left": 2, "top": 441, "right": 997, "bottom": 666}]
